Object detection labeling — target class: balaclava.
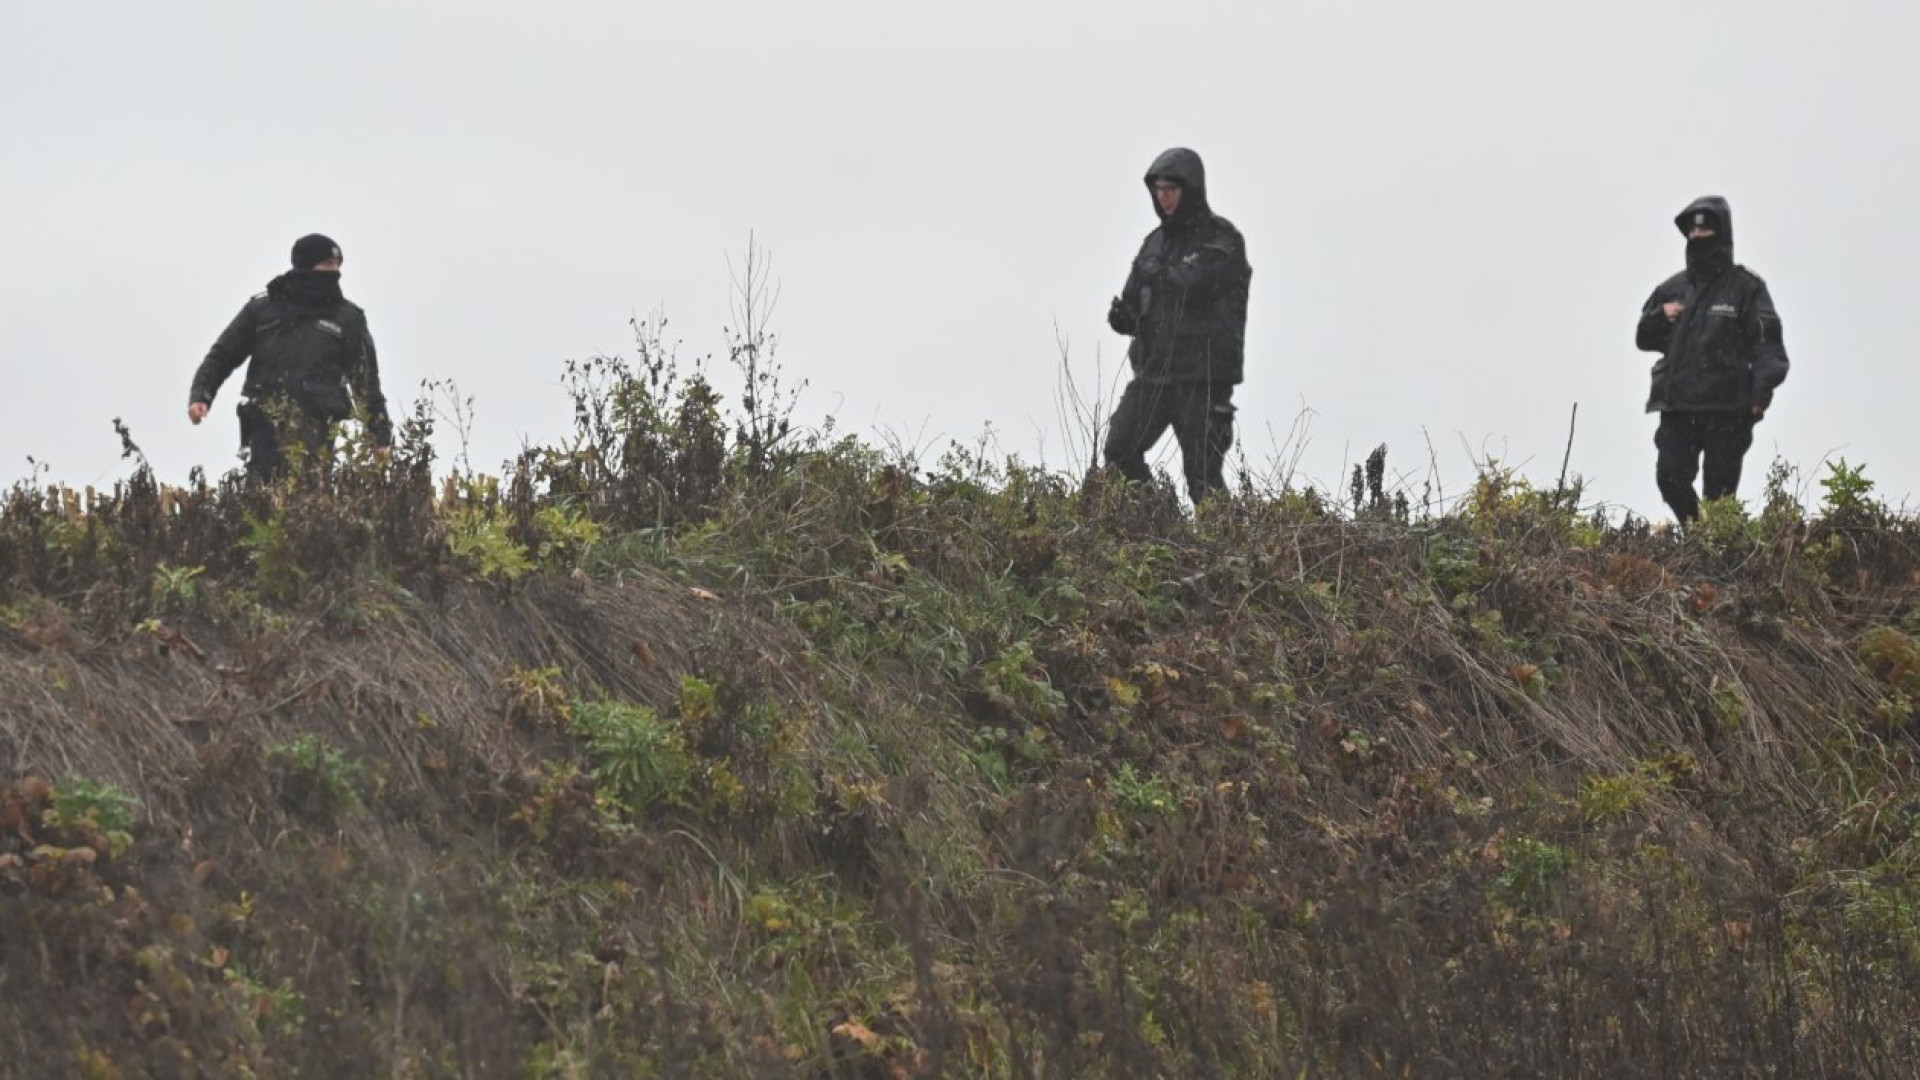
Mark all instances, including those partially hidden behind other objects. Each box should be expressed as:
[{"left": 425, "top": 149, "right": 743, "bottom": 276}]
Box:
[{"left": 1675, "top": 199, "right": 1734, "bottom": 284}]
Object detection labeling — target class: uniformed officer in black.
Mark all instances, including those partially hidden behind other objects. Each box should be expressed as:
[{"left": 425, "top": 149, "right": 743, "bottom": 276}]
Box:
[
  {"left": 1105, "top": 148, "right": 1252, "bottom": 502},
  {"left": 1635, "top": 196, "right": 1789, "bottom": 523},
  {"left": 188, "top": 234, "right": 391, "bottom": 478}
]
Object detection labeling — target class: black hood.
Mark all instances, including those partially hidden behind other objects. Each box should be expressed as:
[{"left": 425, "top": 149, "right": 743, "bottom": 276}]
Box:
[
  {"left": 266, "top": 269, "right": 345, "bottom": 311},
  {"left": 1676, "top": 195, "right": 1735, "bottom": 283},
  {"left": 1674, "top": 195, "right": 1734, "bottom": 247},
  {"left": 1145, "top": 147, "right": 1211, "bottom": 224}
]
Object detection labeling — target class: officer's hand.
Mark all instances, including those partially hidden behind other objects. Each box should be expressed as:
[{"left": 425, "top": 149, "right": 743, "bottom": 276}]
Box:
[
  {"left": 375, "top": 446, "right": 392, "bottom": 463},
  {"left": 188, "top": 402, "right": 209, "bottom": 425},
  {"left": 1751, "top": 403, "right": 1767, "bottom": 421},
  {"left": 1662, "top": 301, "right": 1684, "bottom": 322},
  {"left": 1108, "top": 296, "right": 1136, "bottom": 335}
]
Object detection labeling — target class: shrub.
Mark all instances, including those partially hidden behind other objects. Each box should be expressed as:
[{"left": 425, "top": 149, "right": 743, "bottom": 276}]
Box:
[
  {"left": 1861, "top": 627, "right": 1920, "bottom": 696},
  {"left": 570, "top": 700, "right": 693, "bottom": 814},
  {"left": 48, "top": 777, "right": 139, "bottom": 857},
  {"left": 1820, "top": 457, "right": 1880, "bottom": 524},
  {"left": 1494, "top": 836, "right": 1573, "bottom": 912}
]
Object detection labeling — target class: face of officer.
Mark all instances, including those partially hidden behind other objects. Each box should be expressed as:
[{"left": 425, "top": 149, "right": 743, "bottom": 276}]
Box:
[
  {"left": 1153, "top": 179, "right": 1183, "bottom": 219},
  {"left": 1686, "top": 225, "right": 1717, "bottom": 240}
]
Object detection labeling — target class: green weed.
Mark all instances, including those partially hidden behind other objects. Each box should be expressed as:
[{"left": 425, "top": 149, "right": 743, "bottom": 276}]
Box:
[
  {"left": 1861, "top": 627, "right": 1920, "bottom": 696},
  {"left": 1495, "top": 836, "right": 1573, "bottom": 912},
  {"left": 149, "top": 563, "right": 205, "bottom": 613},
  {"left": 241, "top": 510, "right": 307, "bottom": 602},
  {"left": 1820, "top": 457, "right": 1880, "bottom": 523},
  {"left": 981, "top": 640, "right": 1066, "bottom": 724},
  {"left": 1112, "top": 762, "right": 1176, "bottom": 818},
  {"left": 1694, "top": 496, "right": 1755, "bottom": 554},
  {"left": 266, "top": 734, "right": 369, "bottom": 816},
  {"left": 48, "top": 777, "right": 139, "bottom": 856},
  {"left": 504, "top": 664, "right": 573, "bottom": 727},
  {"left": 570, "top": 700, "right": 693, "bottom": 814},
  {"left": 530, "top": 503, "right": 603, "bottom": 565},
  {"left": 447, "top": 506, "right": 533, "bottom": 583},
  {"left": 1425, "top": 534, "right": 1487, "bottom": 600},
  {"left": 1578, "top": 773, "right": 1653, "bottom": 824}
]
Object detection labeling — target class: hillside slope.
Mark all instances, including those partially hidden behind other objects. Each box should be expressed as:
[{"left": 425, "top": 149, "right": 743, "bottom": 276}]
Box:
[{"left": 5, "top": 400, "right": 1920, "bottom": 1078}]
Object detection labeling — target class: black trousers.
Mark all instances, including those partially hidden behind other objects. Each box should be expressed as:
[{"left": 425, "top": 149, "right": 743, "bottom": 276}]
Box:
[
  {"left": 1654, "top": 411, "right": 1755, "bottom": 523},
  {"left": 1103, "top": 378, "right": 1235, "bottom": 502},
  {"left": 238, "top": 401, "right": 334, "bottom": 481}
]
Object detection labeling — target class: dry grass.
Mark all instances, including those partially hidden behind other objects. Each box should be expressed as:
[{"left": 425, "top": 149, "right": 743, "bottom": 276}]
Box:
[{"left": 4, "top": 391, "right": 1920, "bottom": 1076}]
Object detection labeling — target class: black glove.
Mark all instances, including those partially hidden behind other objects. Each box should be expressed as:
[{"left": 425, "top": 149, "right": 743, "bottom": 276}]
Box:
[{"left": 1108, "top": 295, "right": 1137, "bottom": 335}]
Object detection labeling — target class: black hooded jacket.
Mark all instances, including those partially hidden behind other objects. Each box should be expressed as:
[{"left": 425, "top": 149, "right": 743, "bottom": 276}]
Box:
[
  {"left": 1635, "top": 196, "right": 1789, "bottom": 414},
  {"left": 190, "top": 270, "right": 392, "bottom": 443},
  {"left": 1110, "top": 148, "right": 1252, "bottom": 385}
]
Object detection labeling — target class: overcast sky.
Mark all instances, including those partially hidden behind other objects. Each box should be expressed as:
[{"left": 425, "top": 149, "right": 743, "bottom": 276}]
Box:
[{"left": 4, "top": 0, "right": 1916, "bottom": 518}]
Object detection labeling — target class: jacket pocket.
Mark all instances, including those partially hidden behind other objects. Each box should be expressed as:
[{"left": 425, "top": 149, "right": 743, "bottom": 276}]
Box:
[
  {"left": 1671, "top": 365, "right": 1738, "bottom": 407},
  {"left": 1696, "top": 307, "right": 1746, "bottom": 366}
]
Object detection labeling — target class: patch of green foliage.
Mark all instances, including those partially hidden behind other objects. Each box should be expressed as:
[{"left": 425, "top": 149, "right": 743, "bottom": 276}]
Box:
[
  {"left": 266, "top": 734, "right": 370, "bottom": 816},
  {"left": 530, "top": 503, "right": 603, "bottom": 565},
  {"left": 1694, "top": 495, "right": 1756, "bottom": 554},
  {"left": 150, "top": 562, "right": 206, "bottom": 613},
  {"left": 1861, "top": 627, "right": 1920, "bottom": 696},
  {"left": 1495, "top": 836, "right": 1574, "bottom": 913},
  {"left": 1576, "top": 752, "right": 1696, "bottom": 824},
  {"left": 570, "top": 699, "right": 694, "bottom": 813},
  {"left": 447, "top": 506, "right": 533, "bottom": 583},
  {"left": 1111, "top": 762, "right": 1177, "bottom": 818},
  {"left": 242, "top": 510, "right": 308, "bottom": 603},
  {"left": 1425, "top": 533, "right": 1488, "bottom": 601},
  {"left": 981, "top": 639, "right": 1067, "bottom": 723},
  {"left": 1820, "top": 457, "right": 1880, "bottom": 523},
  {"left": 48, "top": 777, "right": 139, "bottom": 857}
]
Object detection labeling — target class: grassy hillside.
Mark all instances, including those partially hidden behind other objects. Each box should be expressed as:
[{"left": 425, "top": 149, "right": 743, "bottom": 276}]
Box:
[{"left": 4, "top": 362, "right": 1919, "bottom": 1077}]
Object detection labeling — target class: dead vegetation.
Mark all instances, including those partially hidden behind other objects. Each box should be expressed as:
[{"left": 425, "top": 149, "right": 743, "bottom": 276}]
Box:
[{"left": 5, "top": 347, "right": 1920, "bottom": 1077}]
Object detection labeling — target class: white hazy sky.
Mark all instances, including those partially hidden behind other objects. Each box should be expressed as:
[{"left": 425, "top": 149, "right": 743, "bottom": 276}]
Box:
[{"left": 4, "top": 0, "right": 1916, "bottom": 518}]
